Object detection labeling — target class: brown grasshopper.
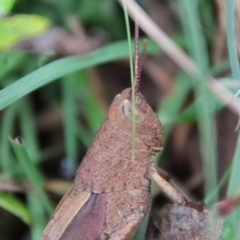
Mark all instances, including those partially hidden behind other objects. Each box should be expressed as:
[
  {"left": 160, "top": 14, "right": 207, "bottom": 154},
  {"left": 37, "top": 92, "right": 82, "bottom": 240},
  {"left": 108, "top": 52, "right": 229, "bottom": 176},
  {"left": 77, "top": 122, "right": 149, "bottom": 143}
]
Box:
[{"left": 40, "top": 24, "right": 188, "bottom": 240}]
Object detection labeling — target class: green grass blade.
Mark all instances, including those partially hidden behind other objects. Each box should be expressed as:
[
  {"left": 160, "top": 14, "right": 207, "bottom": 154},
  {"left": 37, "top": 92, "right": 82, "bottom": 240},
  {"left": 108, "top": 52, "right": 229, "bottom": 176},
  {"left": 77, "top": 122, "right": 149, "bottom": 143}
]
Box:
[
  {"left": 226, "top": 0, "right": 240, "bottom": 80},
  {"left": 76, "top": 124, "right": 92, "bottom": 147},
  {"left": 199, "top": 0, "right": 215, "bottom": 33},
  {"left": 0, "top": 52, "right": 26, "bottom": 79},
  {"left": 74, "top": 73, "right": 96, "bottom": 146},
  {"left": 221, "top": 0, "right": 240, "bottom": 238},
  {"left": 157, "top": 72, "right": 193, "bottom": 134},
  {"left": 177, "top": 0, "right": 217, "bottom": 205},
  {"left": 221, "top": 134, "right": 240, "bottom": 240},
  {"left": 76, "top": 70, "right": 104, "bottom": 134},
  {"left": 0, "top": 104, "right": 17, "bottom": 175},
  {"left": 211, "top": 59, "right": 230, "bottom": 76},
  {"left": 132, "top": 209, "right": 150, "bottom": 240},
  {"left": 122, "top": 1, "right": 136, "bottom": 163},
  {"left": 205, "top": 162, "right": 232, "bottom": 205},
  {"left": 9, "top": 137, "right": 52, "bottom": 215},
  {"left": 0, "top": 39, "right": 161, "bottom": 110},
  {"left": 18, "top": 97, "right": 41, "bottom": 163},
  {"left": 0, "top": 191, "right": 32, "bottom": 225},
  {"left": 168, "top": 92, "right": 224, "bottom": 126},
  {"left": 27, "top": 195, "right": 46, "bottom": 240},
  {"left": 61, "top": 74, "right": 79, "bottom": 174},
  {"left": 123, "top": 2, "right": 134, "bottom": 87}
]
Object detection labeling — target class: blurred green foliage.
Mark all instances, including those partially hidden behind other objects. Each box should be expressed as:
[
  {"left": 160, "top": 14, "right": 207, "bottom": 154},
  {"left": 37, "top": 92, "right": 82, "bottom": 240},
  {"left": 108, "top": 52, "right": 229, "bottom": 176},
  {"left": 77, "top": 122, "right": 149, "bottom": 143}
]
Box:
[
  {"left": 0, "top": 15, "right": 50, "bottom": 49},
  {"left": 0, "top": 0, "right": 15, "bottom": 14}
]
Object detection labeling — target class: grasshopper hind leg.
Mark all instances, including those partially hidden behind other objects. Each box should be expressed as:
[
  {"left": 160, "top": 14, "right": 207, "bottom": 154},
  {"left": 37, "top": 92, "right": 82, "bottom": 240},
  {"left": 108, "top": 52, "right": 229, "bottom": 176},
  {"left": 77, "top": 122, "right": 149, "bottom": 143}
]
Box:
[
  {"left": 107, "top": 217, "right": 140, "bottom": 240},
  {"left": 102, "top": 189, "right": 150, "bottom": 240},
  {"left": 100, "top": 212, "right": 143, "bottom": 240}
]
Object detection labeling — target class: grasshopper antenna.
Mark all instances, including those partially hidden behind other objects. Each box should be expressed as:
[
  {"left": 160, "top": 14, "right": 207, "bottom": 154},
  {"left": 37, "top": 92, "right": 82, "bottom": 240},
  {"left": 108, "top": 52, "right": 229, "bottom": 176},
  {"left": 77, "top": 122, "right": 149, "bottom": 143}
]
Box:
[
  {"left": 137, "top": 39, "right": 147, "bottom": 88},
  {"left": 134, "top": 23, "right": 140, "bottom": 93},
  {"left": 134, "top": 24, "right": 147, "bottom": 93}
]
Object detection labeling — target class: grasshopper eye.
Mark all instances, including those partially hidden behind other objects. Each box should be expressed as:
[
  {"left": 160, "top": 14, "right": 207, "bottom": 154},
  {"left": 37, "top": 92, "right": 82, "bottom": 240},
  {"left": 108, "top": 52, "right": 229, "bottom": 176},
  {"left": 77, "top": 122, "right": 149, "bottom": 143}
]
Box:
[
  {"left": 114, "top": 94, "right": 120, "bottom": 100},
  {"left": 122, "top": 99, "right": 144, "bottom": 123}
]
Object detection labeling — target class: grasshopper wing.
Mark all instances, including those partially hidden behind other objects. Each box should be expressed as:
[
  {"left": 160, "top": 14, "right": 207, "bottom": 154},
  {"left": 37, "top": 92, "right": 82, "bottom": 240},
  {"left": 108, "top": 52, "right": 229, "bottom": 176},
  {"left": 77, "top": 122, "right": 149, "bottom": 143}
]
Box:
[{"left": 41, "top": 187, "right": 107, "bottom": 240}]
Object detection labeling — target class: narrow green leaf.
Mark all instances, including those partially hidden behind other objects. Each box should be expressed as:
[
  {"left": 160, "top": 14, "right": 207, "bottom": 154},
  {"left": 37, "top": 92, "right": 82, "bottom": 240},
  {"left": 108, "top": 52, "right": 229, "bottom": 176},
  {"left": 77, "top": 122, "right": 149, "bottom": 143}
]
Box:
[
  {"left": 0, "top": 52, "right": 26, "bottom": 79},
  {"left": 221, "top": 0, "right": 240, "bottom": 238},
  {"left": 0, "top": 39, "right": 161, "bottom": 110},
  {"left": 226, "top": 0, "right": 240, "bottom": 80},
  {"left": 205, "top": 163, "right": 232, "bottom": 205},
  {"left": 18, "top": 97, "right": 41, "bottom": 163},
  {"left": 177, "top": 0, "right": 217, "bottom": 205},
  {"left": 0, "top": 191, "right": 32, "bottom": 225},
  {"left": 122, "top": 1, "right": 136, "bottom": 163},
  {"left": 211, "top": 59, "right": 230, "bottom": 76},
  {"left": 0, "top": 104, "right": 17, "bottom": 175},
  {"left": 76, "top": 124, "right": 92, "bottom": 147},
  {"left": 9, "top": 137, "right": 52, "bottom": 215},
  {"left": 76, "top": 70, "right": 104, "bottom": 134},
  {"left": 222, "top": 134, "right": 240, "bottom": 239},
  {"left": 158, "top": 72, "right": 193, "bottom": 134},
  {"left": 27, "top": 195, "right": 47, "bottom": 240},
  {"left": 169, "top": 92, "right": 223, "bottom": 126},
  {"left": 61, "top": 74, "right": 79, "bottom": 174},
  {"left": 132, "top": 209, "right": 150, "bottom": 240}
]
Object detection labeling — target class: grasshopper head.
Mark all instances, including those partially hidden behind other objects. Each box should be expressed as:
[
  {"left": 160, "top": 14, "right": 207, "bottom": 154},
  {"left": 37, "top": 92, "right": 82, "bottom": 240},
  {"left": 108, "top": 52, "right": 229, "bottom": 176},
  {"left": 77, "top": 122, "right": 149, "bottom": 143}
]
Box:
[{"left": 108, "top": 88, "right": 163, "bottom": 152}]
